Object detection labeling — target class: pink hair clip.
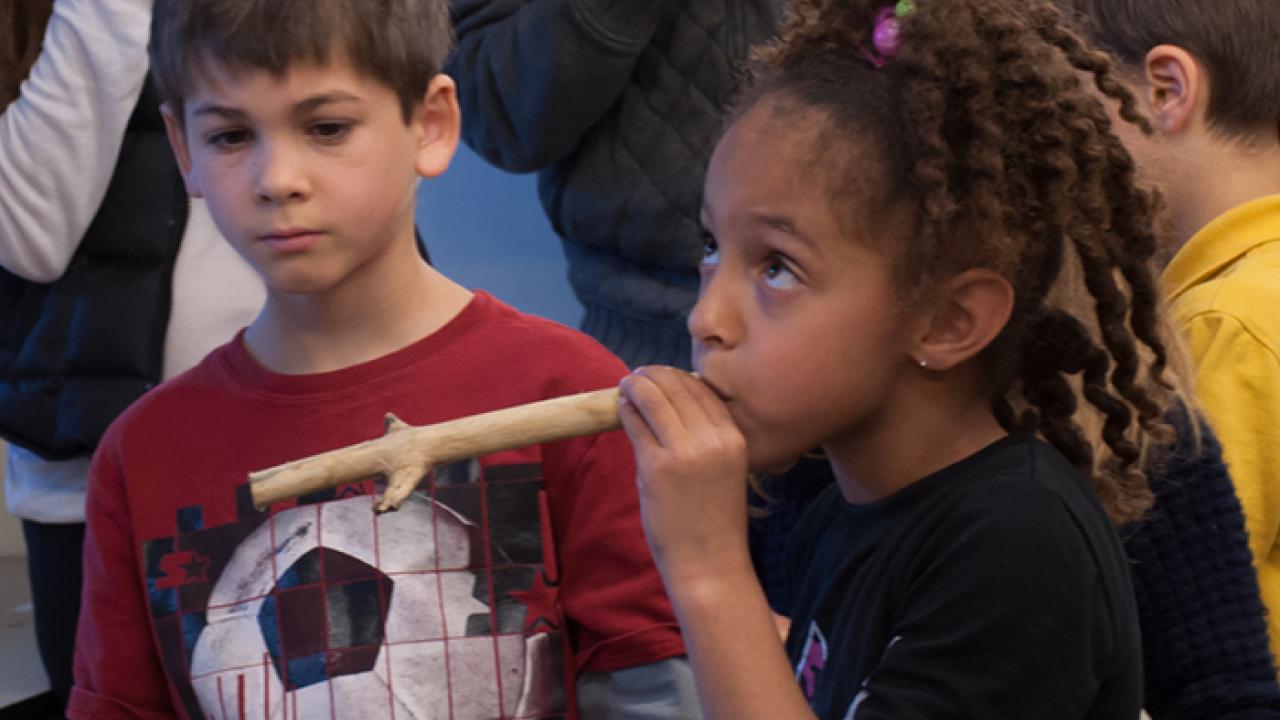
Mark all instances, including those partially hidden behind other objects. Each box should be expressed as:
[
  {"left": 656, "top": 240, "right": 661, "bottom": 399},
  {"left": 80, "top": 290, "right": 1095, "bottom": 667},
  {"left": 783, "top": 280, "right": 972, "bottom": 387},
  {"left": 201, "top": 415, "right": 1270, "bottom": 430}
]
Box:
[{"left": 859, "top": 0, "right": 916, "bottom": 68}]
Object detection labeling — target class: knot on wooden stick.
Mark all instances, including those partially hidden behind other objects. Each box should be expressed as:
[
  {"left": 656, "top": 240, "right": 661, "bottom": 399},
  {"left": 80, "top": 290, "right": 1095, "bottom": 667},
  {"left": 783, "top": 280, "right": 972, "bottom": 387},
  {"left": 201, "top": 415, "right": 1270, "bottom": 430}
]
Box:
[
  {"left": 375, "top": 466, "right": 425, "bottom": 514},
  {"left": 384, "top": 413, "right": 410, "bottom": 433}
]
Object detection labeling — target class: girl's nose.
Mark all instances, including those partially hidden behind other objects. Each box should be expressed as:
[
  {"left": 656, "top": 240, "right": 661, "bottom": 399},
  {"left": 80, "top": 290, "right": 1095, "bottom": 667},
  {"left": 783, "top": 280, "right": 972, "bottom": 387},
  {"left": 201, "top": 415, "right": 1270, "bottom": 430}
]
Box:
[{"left": 687, "top": 268, "right": 740, "bottom": 351}]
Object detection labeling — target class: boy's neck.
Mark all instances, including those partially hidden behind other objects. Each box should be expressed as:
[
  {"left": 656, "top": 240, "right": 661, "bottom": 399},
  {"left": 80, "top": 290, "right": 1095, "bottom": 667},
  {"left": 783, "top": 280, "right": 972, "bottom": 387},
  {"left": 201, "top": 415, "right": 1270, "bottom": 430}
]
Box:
[
  {"left": 1164, "top": 133, "right": 1280, "bottom": 246},
  {"left": 824, "top": 377, "right": 1007, "bottom": 505},
  {"left": 244, "top": 242, "right": 472, "bottom": 375}
]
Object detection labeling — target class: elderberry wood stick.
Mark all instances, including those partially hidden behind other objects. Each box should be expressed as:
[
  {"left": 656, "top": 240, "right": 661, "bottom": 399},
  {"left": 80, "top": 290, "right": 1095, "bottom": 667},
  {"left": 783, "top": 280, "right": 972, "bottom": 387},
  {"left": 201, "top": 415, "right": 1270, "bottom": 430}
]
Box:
[{"left": 247, "top": 387, "right": 622, "bottom": 512}]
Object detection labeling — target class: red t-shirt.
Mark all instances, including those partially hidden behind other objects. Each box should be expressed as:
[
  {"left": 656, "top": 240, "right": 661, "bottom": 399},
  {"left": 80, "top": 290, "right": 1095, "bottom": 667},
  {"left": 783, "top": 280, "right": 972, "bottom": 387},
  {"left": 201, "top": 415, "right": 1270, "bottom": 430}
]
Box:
[{"left": 69, "top": 291, "right": 684, "bottom": 719}]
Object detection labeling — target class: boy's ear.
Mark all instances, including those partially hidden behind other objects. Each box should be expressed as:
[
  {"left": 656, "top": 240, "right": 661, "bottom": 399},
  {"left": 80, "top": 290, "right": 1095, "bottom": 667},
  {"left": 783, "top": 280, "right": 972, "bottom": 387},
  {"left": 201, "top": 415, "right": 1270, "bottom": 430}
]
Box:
[
  {"left": 160, "top": 102, "right": 203, "bottom": 198},
  {"left": 911, "top": 269, "right": 1014, "bottom": 372},
  {"left": 412, "top": 74, "right": 461, "bottom": 179},
  {"left": 1141, "top": 44, "right": 1205, "bottom": 135}
]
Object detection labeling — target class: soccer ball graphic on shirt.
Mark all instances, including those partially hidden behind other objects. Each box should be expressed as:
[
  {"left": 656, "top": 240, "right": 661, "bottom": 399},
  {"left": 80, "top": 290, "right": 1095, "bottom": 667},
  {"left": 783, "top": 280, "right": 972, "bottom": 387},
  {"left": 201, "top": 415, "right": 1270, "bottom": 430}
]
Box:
[{"left": 186, "top": 493, "right": 544, "bottom": 718}]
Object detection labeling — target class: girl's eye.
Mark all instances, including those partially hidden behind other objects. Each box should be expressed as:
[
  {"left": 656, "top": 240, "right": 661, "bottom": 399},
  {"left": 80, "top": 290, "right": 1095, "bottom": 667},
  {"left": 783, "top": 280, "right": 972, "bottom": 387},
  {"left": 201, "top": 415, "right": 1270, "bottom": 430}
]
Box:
[
  {"left": 762, "top": 254, "right": 800, "bottom": 290},
  {"left": 700, "top": 234, "right": 721, "bottom": 267},
  {"left": 309, "top": 121, "right": 353, "bottom": 142},
  {"left": 207, "top": 129, "right": 251, "bottom": 149}
]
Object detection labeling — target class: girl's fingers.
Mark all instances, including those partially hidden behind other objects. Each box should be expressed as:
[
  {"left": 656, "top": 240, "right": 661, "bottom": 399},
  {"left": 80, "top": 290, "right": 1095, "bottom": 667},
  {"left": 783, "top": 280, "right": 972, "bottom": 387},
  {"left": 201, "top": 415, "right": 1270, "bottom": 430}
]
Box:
[
  {"left": 617, "top": 388, "right": 659, "bottom": 452},
  {"left": 631, "top": 366, "right": 722, "bottom": 432},
  {"left": 619, "top": 372, "right": 687, "bottom": 448}
]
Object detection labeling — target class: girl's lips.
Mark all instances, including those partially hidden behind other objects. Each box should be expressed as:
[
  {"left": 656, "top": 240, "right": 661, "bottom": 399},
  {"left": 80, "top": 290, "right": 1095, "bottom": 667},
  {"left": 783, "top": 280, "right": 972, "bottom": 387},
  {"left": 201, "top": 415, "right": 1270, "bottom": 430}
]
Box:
[
  {"left": 698, "top": 375, "right": 732, "bottom": 403},
  {"left": 260, "top": 230, "right": 321, "bottom": 253}
]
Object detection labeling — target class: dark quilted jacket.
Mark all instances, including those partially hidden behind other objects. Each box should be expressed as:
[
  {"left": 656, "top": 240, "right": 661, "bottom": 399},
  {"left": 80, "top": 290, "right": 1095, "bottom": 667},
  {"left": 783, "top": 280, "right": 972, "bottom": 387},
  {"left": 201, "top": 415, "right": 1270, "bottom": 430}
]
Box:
[
  {"left": 0, "top": 78, "right": 184, "bottom": 460},
  {"left": 447, "top": 0, "right": 784, "bottom": 368}
]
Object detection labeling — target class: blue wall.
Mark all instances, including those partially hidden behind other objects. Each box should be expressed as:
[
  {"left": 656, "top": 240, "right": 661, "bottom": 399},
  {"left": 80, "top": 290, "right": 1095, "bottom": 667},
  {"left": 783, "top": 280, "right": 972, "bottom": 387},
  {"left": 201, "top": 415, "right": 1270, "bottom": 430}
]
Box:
[{"left": 416, "top": 144, "right": 584, "bottom": 328}]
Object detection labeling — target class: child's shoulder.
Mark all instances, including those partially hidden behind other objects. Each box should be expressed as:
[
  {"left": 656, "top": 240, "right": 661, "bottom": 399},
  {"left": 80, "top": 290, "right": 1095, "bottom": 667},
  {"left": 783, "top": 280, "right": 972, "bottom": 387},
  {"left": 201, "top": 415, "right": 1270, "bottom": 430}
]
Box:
[
  {"left": 970, "top": 434, "right": 1095, "bottom": 499},
  {"left": 470, "top": 291, "right": 616, "bottom": 352},
  {"left": 459, "top": 291, "right": 631, "bottom": 390},
  {"left": 99, "top": 338, "right": 240, "bottom": 451},
  {"left": 1171, "top": 196, "right": 1280, "bottom": 327},
  {"left": 929, "top": 436, "right": 1115, "bottom": 551}
]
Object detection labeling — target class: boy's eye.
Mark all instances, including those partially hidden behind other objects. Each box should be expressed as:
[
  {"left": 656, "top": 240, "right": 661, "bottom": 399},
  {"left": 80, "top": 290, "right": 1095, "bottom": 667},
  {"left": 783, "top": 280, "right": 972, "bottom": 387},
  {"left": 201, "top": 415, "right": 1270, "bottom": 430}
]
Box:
[
  {"left": 700, "top": 234, "right": 721, "bottom": 267},
  {"left": 762, "top": 254, "right": 800, "bottom": 290},
  {"left": 207, "top": 129, "right": 251, "bottom": 149},
  {"left": 309, "top": 121, "right": 353, "bottom": 142}
]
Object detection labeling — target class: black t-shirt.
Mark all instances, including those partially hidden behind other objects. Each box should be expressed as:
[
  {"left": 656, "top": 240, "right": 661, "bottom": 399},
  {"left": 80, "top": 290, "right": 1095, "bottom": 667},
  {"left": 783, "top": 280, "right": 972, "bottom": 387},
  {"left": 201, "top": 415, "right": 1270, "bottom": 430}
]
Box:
[{"left": 785, "top": 434, "right": 1141, "bottom": 719}]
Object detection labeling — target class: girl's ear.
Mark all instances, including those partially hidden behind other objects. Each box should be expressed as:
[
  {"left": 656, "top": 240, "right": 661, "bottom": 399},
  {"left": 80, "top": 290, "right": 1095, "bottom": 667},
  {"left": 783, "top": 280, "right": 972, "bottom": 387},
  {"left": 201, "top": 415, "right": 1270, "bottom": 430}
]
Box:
[
  {"left": 1141, "top": 44, "right": 1205, "bottom": 135},
  {"left": 912, "top": 269, "right": 1013, "bottom": 371},
  {"left": 412, "top": 74, "right": 461, "bottom": 180},
  {"left": 160, "top": 101, "right": 203, "bottom": 198}
]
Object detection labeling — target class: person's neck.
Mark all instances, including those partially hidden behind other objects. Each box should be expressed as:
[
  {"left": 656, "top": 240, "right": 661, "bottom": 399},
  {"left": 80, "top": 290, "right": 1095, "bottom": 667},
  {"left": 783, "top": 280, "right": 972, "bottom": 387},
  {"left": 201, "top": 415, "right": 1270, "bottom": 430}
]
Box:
[
  {"left": 244, "top": 242, "right": 472, "bottom": 375},
  {"left": 1166, "top": 135, "right": 1280, "bottom": 246},
  {"left": 823, "top": 375, "right": 1007, "bottom": 505}
]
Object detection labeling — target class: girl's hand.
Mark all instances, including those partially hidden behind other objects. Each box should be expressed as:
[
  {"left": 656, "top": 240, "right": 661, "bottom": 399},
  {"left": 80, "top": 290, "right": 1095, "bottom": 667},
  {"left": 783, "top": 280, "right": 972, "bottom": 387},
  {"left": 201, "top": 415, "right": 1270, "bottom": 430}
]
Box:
[{"left": 618, "top": 366, "right": 752, "bottom": 593}]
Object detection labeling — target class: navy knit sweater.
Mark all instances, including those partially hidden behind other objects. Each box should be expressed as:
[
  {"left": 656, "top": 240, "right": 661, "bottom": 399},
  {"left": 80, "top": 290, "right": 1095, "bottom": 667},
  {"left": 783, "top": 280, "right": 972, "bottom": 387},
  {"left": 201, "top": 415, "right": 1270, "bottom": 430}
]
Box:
[{"left": 752, "top": 410, "right": 1280, "bottom": 718}]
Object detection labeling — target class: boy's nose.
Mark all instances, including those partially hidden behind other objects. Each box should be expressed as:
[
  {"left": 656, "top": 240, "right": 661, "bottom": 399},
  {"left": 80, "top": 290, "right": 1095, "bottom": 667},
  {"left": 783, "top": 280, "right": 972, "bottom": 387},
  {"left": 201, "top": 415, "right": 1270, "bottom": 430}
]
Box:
[{"left": 253, "top": 141, "right": 310, "bottom": 204}]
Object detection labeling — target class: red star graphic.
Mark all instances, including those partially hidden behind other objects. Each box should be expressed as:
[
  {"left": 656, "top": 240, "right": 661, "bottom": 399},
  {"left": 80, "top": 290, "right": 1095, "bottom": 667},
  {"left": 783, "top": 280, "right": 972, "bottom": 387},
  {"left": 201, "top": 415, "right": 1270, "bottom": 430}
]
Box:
[
  {"left": 508, "top": 571, "right": 561, "bottom": 635},
  {"left": 156, "top": 550, "right": 211, "bottom": 589}
]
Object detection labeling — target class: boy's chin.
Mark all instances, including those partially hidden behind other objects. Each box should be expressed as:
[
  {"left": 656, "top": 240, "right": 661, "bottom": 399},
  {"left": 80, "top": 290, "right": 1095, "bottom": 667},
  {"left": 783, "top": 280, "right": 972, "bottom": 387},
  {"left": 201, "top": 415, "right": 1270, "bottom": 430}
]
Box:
[{"left": 259, "top": 270, "right": 340, "bottom": 297}]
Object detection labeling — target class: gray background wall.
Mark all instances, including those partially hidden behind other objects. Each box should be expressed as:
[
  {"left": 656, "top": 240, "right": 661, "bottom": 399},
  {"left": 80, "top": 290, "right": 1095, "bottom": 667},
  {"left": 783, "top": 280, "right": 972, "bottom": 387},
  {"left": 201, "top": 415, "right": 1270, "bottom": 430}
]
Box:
[{"left": 417, "top": 144, "right": 583, "bottom": 328}]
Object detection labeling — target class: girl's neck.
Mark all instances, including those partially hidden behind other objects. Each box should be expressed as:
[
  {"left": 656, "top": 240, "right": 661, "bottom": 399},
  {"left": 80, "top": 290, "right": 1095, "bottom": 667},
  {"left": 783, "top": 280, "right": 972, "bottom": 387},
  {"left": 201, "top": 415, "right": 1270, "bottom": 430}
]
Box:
[
  {"left": 824, "top": 381, "right": 1008, "bottom": 505},
  {"left": 244, "top": 240, "right": 472, "bottom": 375}
]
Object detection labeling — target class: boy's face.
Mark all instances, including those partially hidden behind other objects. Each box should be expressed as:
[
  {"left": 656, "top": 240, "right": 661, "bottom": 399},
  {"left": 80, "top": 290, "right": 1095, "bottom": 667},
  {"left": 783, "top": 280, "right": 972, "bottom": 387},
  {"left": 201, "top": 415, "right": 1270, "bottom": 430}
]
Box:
[{"left": 162, "top": 55, "right": 458, "bottom": 296}]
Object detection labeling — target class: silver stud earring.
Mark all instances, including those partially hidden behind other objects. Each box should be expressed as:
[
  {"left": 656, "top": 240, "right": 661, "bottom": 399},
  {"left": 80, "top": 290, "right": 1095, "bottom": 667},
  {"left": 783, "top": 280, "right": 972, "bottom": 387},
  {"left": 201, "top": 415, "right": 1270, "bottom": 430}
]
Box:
[{"left": 918, "top": 358, "right": 929, "bottom": 369}]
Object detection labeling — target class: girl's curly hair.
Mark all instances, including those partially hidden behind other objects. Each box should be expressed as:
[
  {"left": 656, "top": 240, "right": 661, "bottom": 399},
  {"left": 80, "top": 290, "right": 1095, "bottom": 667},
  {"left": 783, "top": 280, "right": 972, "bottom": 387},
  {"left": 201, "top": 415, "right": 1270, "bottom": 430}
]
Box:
[{"left": 740, "top": 0, "right": 1181, "bottom": 524}]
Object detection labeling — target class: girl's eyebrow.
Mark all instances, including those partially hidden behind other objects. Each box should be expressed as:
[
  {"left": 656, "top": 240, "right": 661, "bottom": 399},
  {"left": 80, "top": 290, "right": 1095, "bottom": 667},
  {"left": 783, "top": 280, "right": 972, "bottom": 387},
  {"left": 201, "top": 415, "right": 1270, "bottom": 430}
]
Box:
[{"left": 749, "top": 211, "right": 816, "bottom": 250}]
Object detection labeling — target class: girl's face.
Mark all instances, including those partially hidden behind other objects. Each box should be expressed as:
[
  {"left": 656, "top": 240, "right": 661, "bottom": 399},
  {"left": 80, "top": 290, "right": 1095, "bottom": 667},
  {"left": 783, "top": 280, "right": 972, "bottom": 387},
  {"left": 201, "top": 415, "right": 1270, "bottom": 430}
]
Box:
[{"left": 691, "top": 101, "right": 926, "bottom": 473}]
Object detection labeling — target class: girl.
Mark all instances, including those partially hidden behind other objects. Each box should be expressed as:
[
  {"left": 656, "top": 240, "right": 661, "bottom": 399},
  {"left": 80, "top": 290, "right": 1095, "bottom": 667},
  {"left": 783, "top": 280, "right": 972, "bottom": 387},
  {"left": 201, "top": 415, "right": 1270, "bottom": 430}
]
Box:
[{"left": 618, "top": 0, "right": 1180, "bottom": 716}]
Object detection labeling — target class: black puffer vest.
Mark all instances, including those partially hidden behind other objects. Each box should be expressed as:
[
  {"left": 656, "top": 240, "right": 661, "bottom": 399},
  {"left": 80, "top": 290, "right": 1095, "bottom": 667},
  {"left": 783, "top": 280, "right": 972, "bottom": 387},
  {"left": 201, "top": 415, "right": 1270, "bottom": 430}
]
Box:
[{"left": 0, "top": 77, "right": 186, "bottom": 460}]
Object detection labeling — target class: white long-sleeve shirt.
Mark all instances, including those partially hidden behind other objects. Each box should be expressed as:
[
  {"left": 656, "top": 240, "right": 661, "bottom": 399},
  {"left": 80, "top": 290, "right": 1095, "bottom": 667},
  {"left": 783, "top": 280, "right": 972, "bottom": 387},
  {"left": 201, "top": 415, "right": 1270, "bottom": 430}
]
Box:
[{"left": 1, "top": 0, "right": 264, "bottom": 523}]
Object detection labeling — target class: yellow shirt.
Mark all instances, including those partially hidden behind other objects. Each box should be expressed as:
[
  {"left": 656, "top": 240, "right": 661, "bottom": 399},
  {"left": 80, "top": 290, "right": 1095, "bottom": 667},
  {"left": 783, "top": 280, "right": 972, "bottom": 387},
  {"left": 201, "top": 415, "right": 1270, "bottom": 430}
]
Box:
[{"left": 1162, "top": 194, "right": 1280, "bottom": 659}]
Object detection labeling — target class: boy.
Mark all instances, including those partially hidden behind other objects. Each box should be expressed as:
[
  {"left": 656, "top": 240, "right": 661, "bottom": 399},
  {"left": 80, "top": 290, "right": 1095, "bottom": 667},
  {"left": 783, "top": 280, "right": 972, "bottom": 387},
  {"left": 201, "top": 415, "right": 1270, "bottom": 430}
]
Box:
[
  {"left": 67, "top": 0, "right": 695, "bottom": 717},
  {"left": 1063, "top": 0, "right": 1280, "bottom": 665}
]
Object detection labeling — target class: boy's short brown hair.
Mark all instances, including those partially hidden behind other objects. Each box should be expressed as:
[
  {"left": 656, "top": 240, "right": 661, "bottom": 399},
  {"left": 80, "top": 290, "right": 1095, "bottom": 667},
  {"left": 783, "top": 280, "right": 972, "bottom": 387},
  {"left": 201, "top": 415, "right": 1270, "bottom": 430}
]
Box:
[
  {"left": 0, "top": 0, "right": 54, "bottom": 107},
  {"left": 1059, "top": 0, "right": 1280, "bottom": 143},
  {"left": 150, "top": 0, "right": 452, "bottom": 122}
]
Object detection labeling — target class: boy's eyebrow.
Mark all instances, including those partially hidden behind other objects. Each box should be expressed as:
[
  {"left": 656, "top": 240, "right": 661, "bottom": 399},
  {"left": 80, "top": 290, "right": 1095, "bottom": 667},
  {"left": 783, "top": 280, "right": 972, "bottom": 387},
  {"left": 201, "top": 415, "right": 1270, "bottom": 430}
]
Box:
[
  {"left": 293, "top": 91, "right": 362, "bottom": 114},
  {"left": 191, "top": 104, "right": 247, "bottom": 121},
  {"left": 189, "top": 92, "right": 363, "bottom": 121}
]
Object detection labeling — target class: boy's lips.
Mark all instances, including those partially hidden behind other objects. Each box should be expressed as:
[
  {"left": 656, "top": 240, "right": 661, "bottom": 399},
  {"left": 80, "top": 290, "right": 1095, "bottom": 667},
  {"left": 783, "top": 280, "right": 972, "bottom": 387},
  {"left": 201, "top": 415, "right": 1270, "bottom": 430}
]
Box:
[{"left": 259, "top": 228, "right": 322, "bottom": 252}]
